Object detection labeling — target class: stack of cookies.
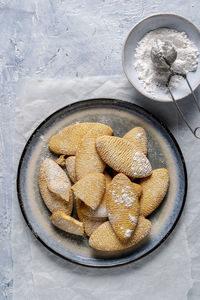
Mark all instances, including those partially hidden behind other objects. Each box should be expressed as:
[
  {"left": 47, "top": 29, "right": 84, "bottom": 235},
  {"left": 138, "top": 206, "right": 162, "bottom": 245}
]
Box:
[{"left": 39, "top": 122, "right": 169, "bottom": 251}]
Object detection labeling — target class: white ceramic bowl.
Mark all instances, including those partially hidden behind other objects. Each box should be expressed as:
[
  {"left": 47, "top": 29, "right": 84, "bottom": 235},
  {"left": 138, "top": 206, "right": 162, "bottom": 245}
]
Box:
[{"left": 122, "top": 13, "right": 200, "bottom": 102}]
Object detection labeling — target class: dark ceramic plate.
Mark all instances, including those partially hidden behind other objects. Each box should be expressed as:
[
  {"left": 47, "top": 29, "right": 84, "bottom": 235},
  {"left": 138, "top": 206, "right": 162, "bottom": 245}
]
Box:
[{"left": 17, "top": 99, "right": 187, "bottom": 267}]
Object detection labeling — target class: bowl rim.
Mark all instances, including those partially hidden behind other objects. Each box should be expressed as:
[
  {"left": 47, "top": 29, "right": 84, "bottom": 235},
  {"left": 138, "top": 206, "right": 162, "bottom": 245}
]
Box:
[{"left": 122, "top": 13, "right": 200, "bottom": 102}]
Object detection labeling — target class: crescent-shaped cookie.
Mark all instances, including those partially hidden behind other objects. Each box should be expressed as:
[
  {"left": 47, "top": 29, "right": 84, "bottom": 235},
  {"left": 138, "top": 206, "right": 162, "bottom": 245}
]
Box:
[
  {"left": 105, "top": 173, "right": 141, "bottom": 240},
  {"left": 72, "top": 173, "right": 106, "bottom": 210},
  {"left": 79, "top": 171, "right": 112, "bottom": 220},
  {"left": 75, "top": 124, "right": 113, "bottom": 180},
  {"left": 139, "top": 168, "right": 170, "bottom": 216},
  {"left": 48, "top": 123, "right": 98, "bottom": 155},
  {"left": 39, "top": 158, "right": 73, "bottom": 214},
  {"left": 96, "top": 136, "right": 152, "bottom": 178},
  {"left": 50, "top": 211, "right": 84, "bottom": 236},
  {"left": 123, "top": 127, "right": 147, "bottom": 155},
  {"left": 89, "top": 216, "right": 151, "bottom": 251}
]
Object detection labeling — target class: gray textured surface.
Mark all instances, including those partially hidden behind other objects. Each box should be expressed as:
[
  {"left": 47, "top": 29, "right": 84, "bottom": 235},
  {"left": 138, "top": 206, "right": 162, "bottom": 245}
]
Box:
[{"left": 1, "top": 0, "right": 200, "bottom": 299}]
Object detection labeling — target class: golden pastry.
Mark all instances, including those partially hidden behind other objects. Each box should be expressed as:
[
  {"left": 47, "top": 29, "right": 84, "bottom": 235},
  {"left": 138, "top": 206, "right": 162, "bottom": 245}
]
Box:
[
  {"left": 89, "top": 216, "right": 151, "bottom": 251},
  {"left": 40, "top": 122, "right": 172, "bottom": 252},
  {"left": 72, "top": 173, "right": 106, "bottom": 210},
  {"left": 48, "top": 122, "right": 97, "bottom": 155},
  {"left": 47, "top": 180, "right": 69, "bottom": 202},
  {"left": 139, "top": 168, "right": 170, "bottom": 216},
  {"left": 105, "top": 173, "right": 141, "bottom": 240},
  {"left": 51, "top": 211, "right": 84, "bottom": 236},
  {"left": 79, "top": 171, "right": 112, "bottom": 220},
  {"left": 123, "top": 127, "right": 147, "bottom": 155},
  {"left": 75, "top": 124, "right": 113, "bottom": 180},
  {"left": 96, "top": 135, "right": 152, "bottom": 178},
  {"left": 39, "top": 158, "right": 73, "bottom": 214}
]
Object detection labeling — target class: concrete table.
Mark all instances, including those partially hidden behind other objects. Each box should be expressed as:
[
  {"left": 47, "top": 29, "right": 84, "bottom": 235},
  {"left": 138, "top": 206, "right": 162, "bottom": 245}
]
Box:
[{"left": 1, "top": 1, "right": 200, "bottom": 299}]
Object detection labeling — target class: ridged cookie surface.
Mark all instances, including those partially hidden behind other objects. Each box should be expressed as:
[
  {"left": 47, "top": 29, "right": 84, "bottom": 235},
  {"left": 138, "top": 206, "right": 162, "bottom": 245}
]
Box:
[
  {"left": 72, "top": 173, "right": 106, "bottom": 210},
  {"left": 65, "top": 156, "right": 76, "bottom": 183},
  {"left": 105, "top": 173, "right": 141, "bottom": 240},
  {"left": 39, "top": 158, "right": 71, "bottom": 189},
  {"left": 39, "top": 158, "right": 73, "bottom": 214},
  {"left": 75, "top": 124, "right": 113, "bottom": 180},
  {"left": 79, "top": 171, "right": 112, "bottom": 219},
  {"left": 123, "top": 127, "right": 147, "bottom": 155},
  {"left": 89, "top": 216, "right": 151, "bottom": 251},
  {"left": 139, "top": 168, "right": 169, "bottom": 216},
  {"left": 48, "top": 123, "right": 98, "bottom": 155},
  {"left": 96, "top": 136, "right": 152, "bottom": 178},
  {"left": 50, "top": 211, "right": 84, "bottom": 236}
]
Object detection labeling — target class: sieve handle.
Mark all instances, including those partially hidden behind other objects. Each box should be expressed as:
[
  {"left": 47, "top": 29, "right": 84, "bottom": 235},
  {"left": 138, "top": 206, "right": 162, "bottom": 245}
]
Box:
[{"left": 166, "top": 74, "right": 200, "bottom": 139}]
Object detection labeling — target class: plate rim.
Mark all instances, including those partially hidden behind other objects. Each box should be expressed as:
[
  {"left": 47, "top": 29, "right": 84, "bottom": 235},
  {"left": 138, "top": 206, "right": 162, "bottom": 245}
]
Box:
[{"left": 16, "top": 98, "right": 187, "bottom": 268}]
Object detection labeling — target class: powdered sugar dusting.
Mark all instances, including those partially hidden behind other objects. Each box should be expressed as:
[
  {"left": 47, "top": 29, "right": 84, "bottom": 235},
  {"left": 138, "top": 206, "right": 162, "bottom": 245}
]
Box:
[
  {"left": 40, "top": 158, "right": 71, "bottom": 201},
  {"left": 40, "top": 158, "right": 70, "bottom": 184},
  {"left": 112, "top": 185, "right": 136, "bottom": 207},
  {"left": 93, "top": 204, "right": 107, "bottom": 217},
  {"left": 129, "top": 214, "right": 137, "bottom": 225},
  {"left": 131, "top": 152, "right": 152, "bottom": 177},
  {"left": 48, "top": 181, "right": 69, "bottom": 193},
  {"left": 124, "top": 229, "right": 133, "bottom": 238},
  {"left": 135, "top": 132, "right": 143, "bottom": 140}
]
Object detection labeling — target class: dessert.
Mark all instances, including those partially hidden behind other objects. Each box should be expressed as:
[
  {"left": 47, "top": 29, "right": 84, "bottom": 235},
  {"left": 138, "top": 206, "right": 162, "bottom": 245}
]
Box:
[
  {"left": 139, "top": 168, "right": 170, "bottom": 216},
  {"left": 105, "top": 173, "right": 141, "bottom": 241},
  {"left": 38, "top": 122, "right": 169, "bottom": 252},
  {"left": 96, "top": 136, "right": 152, "bottom": 178},
  {"left": 72, "top": 173, "right": 106, "bottom": 210},
  {"left": 51, "top": 211, "right": 84, "bottom": 236}
]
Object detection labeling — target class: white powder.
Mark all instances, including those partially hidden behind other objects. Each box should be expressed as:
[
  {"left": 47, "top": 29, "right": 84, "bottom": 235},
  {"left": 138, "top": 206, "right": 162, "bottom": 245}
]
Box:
[
  {"left": 129, "top": 214, "right": 137, "bottom": 225},
  {"left": 124, "top": 229, "right": 133, "bottom": 238},
  {"left": 131, "top": 152, "right": 152, "bottom": 177},
  {"left": 40, "top": 158, "right": 71, "bottom": 185},
  {"left": 135, "top": 132, "right": 143, "bottom": 140},
  {"left": 112, "top": 185, "right": 136, "bottom": 207},
  {"left": 134, "top": 28, "right": 199, "bottom": 93},
  {"left": 40, "top": 158, "right": 71, "bottom": 201}
]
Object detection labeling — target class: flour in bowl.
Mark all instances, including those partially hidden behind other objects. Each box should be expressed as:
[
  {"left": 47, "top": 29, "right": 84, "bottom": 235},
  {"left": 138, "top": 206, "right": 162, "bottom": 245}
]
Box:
[{"left": 134, "top": 28, "right": 199, "bottom": 93}]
